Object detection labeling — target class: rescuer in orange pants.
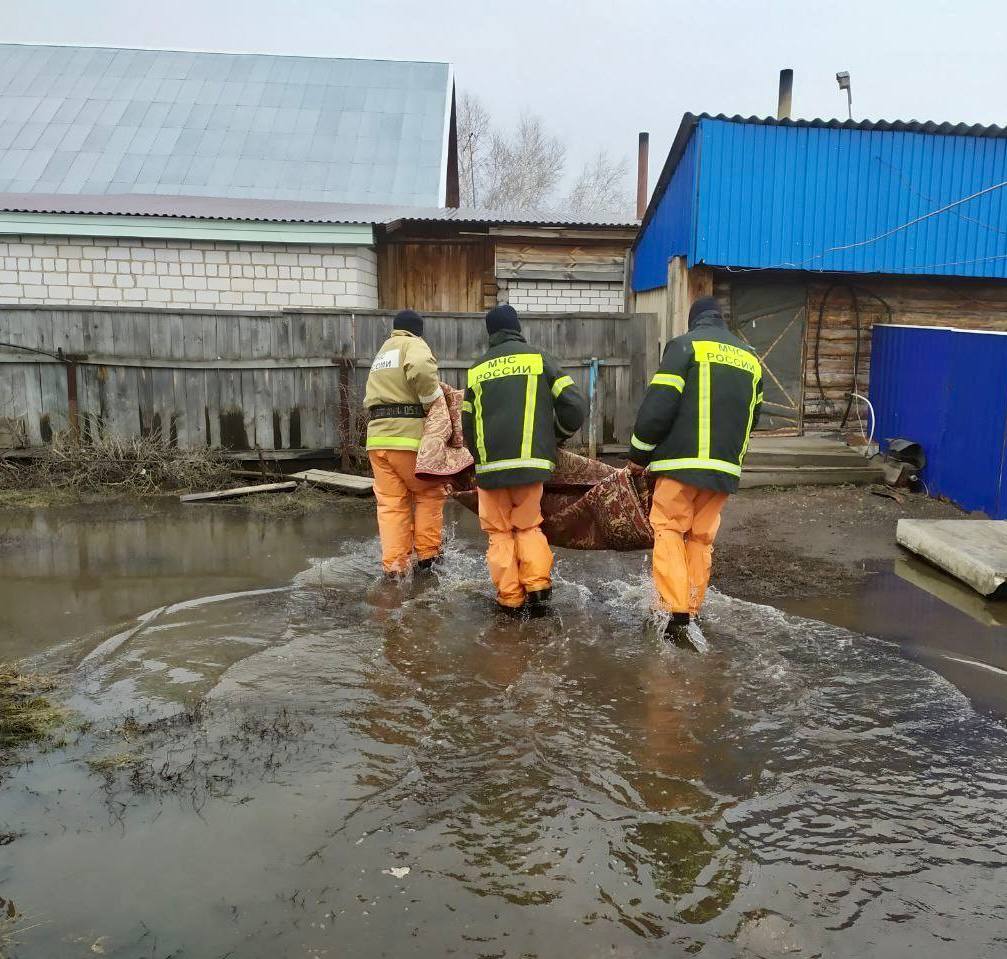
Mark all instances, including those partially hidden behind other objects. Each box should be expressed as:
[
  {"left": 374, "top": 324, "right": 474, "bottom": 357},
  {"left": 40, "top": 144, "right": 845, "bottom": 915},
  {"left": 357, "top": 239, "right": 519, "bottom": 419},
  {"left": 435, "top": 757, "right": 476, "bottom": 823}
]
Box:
[
  {"left": 461, "top": 305, "right": 587, "bottom": 614},
  {"left": 628, "top": 297, "right": 763, "bottom": 642},
  {"left": 364, "top": 310, "right": 447, "bottom": 576},
  {"left": 649, "top": 478, "right": 729, "bottom": 618},
  {"left": 369, "top": 448, "right": 447, "bottom": 575},
  {"left": 476, "top": 482, "right": 553, "bottom": 610}
]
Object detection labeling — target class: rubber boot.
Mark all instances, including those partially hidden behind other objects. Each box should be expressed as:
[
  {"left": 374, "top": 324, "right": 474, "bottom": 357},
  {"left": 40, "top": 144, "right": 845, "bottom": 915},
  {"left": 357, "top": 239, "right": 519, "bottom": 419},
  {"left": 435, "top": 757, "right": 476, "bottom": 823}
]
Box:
[
  {"left": 663, "top": 612, "right": 692, "bottom": 647},
  {"left": 416, "top": 554, "right": 442, "bottom": 573},
  {"left": 526, "top": 587, "right": 554, "bottom": 619}
]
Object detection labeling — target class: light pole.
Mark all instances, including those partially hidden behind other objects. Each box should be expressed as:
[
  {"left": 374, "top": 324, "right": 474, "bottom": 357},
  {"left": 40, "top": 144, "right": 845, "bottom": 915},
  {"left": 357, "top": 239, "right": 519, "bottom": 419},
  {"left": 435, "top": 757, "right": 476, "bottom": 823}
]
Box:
[{"left": 836, "top": 71, "right": 852, "bottom": 120}]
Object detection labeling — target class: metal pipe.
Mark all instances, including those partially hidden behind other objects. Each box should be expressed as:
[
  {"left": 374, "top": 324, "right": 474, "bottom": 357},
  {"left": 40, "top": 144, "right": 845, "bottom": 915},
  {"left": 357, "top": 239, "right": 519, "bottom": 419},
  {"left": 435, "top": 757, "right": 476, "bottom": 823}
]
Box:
[
  {"left": 587, "top": 357, "right": 599, "bottom": 458},
  {"left": 636, "top": 132, "right": 650, "bottom": 220},
  {"left": 777, "top": 68, "right": 794, "bottom": 120}
]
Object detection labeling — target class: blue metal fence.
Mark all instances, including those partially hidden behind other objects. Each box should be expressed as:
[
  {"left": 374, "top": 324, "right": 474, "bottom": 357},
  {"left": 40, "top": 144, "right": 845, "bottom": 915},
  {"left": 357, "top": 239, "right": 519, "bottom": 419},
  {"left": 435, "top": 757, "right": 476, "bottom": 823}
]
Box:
[{"left": 870, "top": 324, "right": 1007, "bottom": 517}]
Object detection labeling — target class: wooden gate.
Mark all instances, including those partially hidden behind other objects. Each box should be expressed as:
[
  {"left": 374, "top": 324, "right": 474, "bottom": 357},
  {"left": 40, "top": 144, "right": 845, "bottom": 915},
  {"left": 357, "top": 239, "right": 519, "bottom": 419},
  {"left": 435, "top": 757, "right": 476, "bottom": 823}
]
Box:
[{"left": 730, "top": 279, "right": 807, "bottom": 433}]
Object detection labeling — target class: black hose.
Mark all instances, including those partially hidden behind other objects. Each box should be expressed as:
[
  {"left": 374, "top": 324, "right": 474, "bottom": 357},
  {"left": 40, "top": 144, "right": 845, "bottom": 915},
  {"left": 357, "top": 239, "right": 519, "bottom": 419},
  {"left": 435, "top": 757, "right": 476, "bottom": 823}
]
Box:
[
  {"left": 0, "top": 341, "right": 64, "bottom": 361},
  {"left": 839, "top": 287, "right": 861, "bottom": 429},
  {"left": 814, "top": 284, "right": 840, "bottom": 417}
]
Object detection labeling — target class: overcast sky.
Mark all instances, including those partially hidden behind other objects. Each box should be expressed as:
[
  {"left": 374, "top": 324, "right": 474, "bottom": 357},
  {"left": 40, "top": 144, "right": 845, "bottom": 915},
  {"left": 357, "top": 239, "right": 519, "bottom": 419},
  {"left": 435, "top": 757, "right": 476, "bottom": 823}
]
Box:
[{"left": 8, "top": 0, "right": 1007, "bottom": 195}]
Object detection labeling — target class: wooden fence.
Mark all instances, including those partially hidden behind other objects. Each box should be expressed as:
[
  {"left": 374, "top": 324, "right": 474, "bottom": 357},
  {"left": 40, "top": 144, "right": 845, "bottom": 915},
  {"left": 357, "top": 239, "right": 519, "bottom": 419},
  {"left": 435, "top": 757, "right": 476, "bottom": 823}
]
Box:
[{"left": 0, "top": 306, "right": 658, "bottom": 457}]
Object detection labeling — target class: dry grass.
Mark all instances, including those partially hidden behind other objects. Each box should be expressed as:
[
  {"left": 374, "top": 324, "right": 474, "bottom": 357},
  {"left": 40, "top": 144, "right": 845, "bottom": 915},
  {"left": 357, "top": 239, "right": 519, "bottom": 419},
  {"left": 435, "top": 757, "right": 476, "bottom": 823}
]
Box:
[
  {"left": 232, "top": 483, "right": 333, "bottom": 515},
  {"left": 0, "top": 663, "right": 64, "bottom": 764},
  {"left": 86, "top": 751, "right": 140, "bottom": 775},
  {"left": 0, "top": 424, "right": 231, "bottom": 503}
]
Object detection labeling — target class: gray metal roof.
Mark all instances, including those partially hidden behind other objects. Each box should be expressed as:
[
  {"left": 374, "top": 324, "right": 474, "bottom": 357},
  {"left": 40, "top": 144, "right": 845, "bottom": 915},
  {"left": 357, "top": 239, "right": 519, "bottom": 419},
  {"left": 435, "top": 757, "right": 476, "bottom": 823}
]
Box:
[
  {"left": 0, "top": 44, "right": 452, "bottom": 206},
  {"left": 0, "top": 192, "right": 638, "bottom": 229}
]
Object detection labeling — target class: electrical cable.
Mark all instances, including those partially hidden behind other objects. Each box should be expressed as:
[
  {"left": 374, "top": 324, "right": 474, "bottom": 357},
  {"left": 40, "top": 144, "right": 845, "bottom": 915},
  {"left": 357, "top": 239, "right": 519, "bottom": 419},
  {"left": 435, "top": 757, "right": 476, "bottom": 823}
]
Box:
[
  {"left": 0, "top": 341, "right": 63, "bottom": 361},
  {"left": 839, "top": 287, "right": 862, "bottom": 430},
  {"left": 787, "top": 176, "right": 1007, "bottom": 268},
  {"left": 813, "top": 284, "right": 840, "bottom": 418}
]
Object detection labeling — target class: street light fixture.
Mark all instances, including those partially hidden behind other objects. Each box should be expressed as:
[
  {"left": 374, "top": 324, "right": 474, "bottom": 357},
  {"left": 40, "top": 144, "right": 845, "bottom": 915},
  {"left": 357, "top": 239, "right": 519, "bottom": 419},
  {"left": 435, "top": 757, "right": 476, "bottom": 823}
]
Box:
[{"left": 836, "top": 71, "right": 852, "bottom": 120}]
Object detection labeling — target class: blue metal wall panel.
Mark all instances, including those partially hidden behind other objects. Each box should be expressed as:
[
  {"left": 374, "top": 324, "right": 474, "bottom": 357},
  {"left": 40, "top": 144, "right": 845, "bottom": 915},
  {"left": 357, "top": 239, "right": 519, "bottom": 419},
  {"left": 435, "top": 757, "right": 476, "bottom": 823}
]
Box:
[
  {"left": 692, "top": 118, "right": 1007, "bottom": 278},
  {"left": 632, "top": 132, "right": 698, "bottom": 291},
  {"left": 869, "top": 325, "right": 1007, "bottom": 517}
]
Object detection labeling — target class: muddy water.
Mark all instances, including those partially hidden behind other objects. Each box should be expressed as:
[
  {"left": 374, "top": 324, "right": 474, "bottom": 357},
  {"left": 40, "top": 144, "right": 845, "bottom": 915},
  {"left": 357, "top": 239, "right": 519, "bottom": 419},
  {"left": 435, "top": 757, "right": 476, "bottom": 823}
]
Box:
[{"left": 2, "top": 502, "right": 1007, "bottom": 958}]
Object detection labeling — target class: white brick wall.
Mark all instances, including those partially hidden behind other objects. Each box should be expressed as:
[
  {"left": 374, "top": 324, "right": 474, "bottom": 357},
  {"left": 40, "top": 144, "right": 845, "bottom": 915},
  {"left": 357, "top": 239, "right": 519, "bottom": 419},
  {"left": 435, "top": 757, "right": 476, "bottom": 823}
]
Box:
[
  {"left": 0, "top": 235, "right": 378, "bottom": 310},
  {"left": 499, "top": 279, "right": 624, "bottom": 313}
]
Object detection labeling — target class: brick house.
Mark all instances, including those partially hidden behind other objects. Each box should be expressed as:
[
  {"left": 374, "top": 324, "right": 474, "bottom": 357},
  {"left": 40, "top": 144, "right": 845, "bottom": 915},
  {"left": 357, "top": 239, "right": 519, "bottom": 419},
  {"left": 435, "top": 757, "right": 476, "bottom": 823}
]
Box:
[{"left": 0, "top": 44, "right": 636, "bottom": 314}]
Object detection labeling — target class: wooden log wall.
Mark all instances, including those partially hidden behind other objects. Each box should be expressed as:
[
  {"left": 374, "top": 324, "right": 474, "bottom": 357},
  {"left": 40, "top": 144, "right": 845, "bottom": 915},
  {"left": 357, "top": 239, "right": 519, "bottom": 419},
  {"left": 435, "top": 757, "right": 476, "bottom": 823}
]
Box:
[
  {"left": 0, "top": 306, "right": 659, "bottom": 454},
  {"left": 804, "top": 276, "right": 1007, "bottom": 430}
]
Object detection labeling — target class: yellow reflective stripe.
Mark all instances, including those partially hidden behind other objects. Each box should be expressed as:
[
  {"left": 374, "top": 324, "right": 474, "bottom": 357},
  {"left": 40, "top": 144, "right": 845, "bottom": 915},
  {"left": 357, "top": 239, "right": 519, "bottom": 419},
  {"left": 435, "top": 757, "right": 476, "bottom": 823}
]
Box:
[
  {"left": 521, "top": 374, "right": 538, "bottom": 459},
  {"left": 473, "top": 382, "right": 487, "bottom": 463},
  {"left": 366, "top": 435, "right": 421, "bottom": 450},
  {"left": 649, "top": 457, "right": 742, "bottom": 477},
  {"left": 475, "top": 457, "right": 554, "bottom": 474},
  {"left": 697, "top": 359, "right": 711, "bottom": 459},
  {"left": 651, "top": 372, "right": 685, "bottom": 391},
  {"left": 692, "top": 340, "right": 762, "bottom": 378},
  {"left": 631, "top": 434, "right": 657, "bottom": 452},
  {"left": 468, "top": 352, "right": 544, "bottom": 386},
  {"left": 461, "top": 400, "right": 473, "bottom": 414},
  {"left": 741, "top": 378, "right": 759, "bottom": 462},
  {"left": 551, "top": 374, "right": 574, "bottom": 398}
]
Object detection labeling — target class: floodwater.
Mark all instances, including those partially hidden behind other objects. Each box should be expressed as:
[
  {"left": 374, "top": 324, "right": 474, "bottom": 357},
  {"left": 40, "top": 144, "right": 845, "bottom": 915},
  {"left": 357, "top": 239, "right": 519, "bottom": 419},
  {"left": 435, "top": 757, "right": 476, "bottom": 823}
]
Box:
[{"left": 2, "top": 502, "right": 1007, "bottom": 959}]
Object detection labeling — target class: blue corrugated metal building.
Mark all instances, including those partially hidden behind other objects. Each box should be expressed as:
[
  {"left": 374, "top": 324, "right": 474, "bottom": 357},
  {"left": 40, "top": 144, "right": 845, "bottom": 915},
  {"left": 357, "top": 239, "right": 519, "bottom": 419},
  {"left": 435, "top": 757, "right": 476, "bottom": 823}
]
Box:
[
  {"left": 634, "top": 113, "right": 1007, "bottom": 290},
  {"left": 633, "top": 113, "right": 1007, "bottom": 515}
]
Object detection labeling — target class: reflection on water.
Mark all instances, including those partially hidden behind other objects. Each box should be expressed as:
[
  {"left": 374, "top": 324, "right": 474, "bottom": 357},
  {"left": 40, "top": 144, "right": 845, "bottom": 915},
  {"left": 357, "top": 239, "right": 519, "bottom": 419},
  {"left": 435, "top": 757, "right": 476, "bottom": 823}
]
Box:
[{"left": 1, "top": 502, "right": 1006, "bottom": 958}]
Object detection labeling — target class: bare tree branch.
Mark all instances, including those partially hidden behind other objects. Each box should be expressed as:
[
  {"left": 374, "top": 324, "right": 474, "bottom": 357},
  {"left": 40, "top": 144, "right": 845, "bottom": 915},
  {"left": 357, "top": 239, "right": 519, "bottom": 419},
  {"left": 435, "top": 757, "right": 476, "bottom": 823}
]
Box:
[
  {"left": 457, "top": 92, "right": 630, "bottom": 219},
  {"left": 561, "top": 149, "right": 634, "bottom": 220},
  {"left": 457, "top": 92, "right": 491, "bottom": 208},
  {"left": 482, "top": 113, "right": 566, "bottom": 213}
]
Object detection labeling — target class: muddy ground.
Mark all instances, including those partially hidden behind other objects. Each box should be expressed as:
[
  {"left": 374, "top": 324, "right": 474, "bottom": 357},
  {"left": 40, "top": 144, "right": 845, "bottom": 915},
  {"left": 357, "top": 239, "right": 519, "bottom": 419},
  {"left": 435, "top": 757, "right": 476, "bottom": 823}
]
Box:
[{"left": 713, "top": 484, "right": 965, "bottom": 602}]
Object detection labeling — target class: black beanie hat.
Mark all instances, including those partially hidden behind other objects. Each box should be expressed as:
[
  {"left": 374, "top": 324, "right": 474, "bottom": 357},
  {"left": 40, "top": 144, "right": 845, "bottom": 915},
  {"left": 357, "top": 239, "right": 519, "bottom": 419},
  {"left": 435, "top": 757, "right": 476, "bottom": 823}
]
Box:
[
  {"left": 688, "top": 296, "right": 723, "bottom": 329},
  {"left": 393, "top": 309, "right": 424, "bottom": 336},
  {"left": 485, "top": 303, "right": 521, "bottom": 336}
]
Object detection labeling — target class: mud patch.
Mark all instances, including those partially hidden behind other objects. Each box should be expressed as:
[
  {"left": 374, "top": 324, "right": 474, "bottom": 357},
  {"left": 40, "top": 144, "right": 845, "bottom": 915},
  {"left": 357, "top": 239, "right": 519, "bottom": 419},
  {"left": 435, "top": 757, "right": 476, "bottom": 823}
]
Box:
[{"left": 715, "top": 484, "right": 965, "bottom": 601}]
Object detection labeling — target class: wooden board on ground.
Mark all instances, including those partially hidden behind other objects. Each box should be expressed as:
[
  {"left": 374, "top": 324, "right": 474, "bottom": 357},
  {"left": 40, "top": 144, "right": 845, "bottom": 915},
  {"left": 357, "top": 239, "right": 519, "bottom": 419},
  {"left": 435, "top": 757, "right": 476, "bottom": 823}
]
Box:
[
  {"left": 180, "top": 481, "right": 297, "bottom": 503},
  {"left": 290, "top": 469, "right": 374, "bottom": 495}
]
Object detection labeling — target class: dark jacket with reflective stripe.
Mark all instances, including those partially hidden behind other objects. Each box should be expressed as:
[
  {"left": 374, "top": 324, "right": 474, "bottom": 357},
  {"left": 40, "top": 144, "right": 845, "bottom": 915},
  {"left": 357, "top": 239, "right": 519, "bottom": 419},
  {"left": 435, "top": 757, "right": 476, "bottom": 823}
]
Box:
[
  {"left": 462, "top": 330, "right": 587, "bottom": 490},
  {"left": 629, "top": 311, "right": 763, "bottom": 494}
]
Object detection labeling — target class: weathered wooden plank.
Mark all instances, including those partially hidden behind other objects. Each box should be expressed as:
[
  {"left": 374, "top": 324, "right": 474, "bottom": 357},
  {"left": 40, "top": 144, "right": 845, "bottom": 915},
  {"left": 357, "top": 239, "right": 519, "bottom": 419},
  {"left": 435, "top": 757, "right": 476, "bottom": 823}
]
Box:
[
  {"left": 180, "top": 481, "right": 296, "bottom": 503},
  {"left": 290, "top": 469, "right": 374, "bottom": 495}
]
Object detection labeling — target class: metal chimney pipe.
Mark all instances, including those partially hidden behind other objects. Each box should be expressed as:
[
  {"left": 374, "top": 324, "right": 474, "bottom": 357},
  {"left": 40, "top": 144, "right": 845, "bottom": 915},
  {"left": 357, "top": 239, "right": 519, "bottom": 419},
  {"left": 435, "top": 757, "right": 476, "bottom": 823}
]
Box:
[
  {"left": 636, "top": 131, "right": 650, "bottom": 219},
  {"left": 777, "top": 68, "right": 794, "bottom": 120}
]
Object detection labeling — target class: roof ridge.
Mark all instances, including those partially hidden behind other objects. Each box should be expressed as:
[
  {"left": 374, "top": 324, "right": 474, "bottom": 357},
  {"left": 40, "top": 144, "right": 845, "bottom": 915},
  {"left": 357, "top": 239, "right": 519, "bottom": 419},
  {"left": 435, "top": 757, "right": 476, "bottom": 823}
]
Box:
[{"left": 0, "top": 41, "right": 450, "bottom": 67}]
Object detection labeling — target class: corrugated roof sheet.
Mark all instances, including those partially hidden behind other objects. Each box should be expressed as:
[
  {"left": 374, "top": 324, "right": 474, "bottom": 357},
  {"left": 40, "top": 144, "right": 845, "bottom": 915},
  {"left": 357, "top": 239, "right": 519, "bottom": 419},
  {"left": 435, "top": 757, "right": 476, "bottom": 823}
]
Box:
[
  {"left": 634, "top": 112, "right": 1007, "bottom": 284},
  {"left": 640, "top": 112, "right": 1007, "bottom": 235},
  {"left": 0, "top": 192, "right": 637, "bottom": 228},
  {"left": 0, "top": 43, "right": 452, "bottom": 206}
]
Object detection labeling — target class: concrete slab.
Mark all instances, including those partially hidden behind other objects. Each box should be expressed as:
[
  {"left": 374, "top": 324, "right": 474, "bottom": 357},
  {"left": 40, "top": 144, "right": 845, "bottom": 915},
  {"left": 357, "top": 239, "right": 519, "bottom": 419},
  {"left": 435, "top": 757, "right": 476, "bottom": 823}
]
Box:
[{"left": 896, "top": 519, "right": 1007, "bottom": 598}]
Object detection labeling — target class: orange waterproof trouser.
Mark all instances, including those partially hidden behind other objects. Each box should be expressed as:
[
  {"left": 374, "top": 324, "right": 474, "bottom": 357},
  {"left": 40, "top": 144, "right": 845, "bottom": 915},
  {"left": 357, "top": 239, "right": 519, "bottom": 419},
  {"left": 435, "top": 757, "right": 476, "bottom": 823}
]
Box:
[
  {"left": 650, "top": 477, "right": 729, "bottom": 615},
  {"left": 477, "top": 483, "right": 553, "bottom": 608},
  {"left": 369, "top": 449, "right": 447, "bottom": 573}
]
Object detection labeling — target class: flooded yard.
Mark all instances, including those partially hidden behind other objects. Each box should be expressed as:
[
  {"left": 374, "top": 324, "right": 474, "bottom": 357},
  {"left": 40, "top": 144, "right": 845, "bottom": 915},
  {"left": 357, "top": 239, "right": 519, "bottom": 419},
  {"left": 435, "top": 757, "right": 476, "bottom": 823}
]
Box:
[{"left": 2, "top": 500, "right": 1006, "bottom": 958}]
